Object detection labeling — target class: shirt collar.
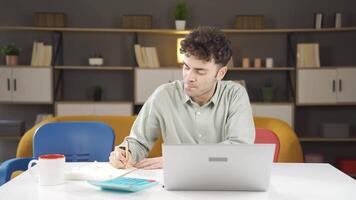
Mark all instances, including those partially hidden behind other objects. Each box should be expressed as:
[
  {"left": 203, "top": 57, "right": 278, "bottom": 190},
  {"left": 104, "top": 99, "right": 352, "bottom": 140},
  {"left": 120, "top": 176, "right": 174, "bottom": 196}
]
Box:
[{"left": 182, "top": 81, "right": 220, "bottom": 106}]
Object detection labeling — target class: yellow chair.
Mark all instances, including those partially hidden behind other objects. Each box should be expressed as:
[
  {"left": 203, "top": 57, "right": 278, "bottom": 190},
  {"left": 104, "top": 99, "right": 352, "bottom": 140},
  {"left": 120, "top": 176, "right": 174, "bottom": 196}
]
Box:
[
  {"left": 15, "top": 115, "right": 302, "bottom": 166},
  {"left": 254, "top": 117, "right": 304, "bottom": 162}
]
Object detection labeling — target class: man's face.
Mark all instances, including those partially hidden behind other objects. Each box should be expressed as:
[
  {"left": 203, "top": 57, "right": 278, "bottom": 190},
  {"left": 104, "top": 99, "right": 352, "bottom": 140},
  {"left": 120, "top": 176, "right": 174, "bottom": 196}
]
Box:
[{"left": 182, "top": 55, "right": 227, "bottom": 102}]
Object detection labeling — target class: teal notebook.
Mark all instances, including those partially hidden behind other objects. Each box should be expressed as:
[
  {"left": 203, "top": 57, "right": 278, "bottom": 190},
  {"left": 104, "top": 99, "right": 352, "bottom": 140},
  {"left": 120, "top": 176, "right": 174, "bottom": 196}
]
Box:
[{"left": 88, "top": 177, "right": 159, "bottom": 192}]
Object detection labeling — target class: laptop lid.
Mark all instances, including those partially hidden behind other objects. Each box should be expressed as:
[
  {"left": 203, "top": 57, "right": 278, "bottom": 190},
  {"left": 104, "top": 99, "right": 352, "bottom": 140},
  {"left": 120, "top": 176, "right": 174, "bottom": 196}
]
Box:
[{"left": 163, "top": 144, "right": 275, "bottom": 191}]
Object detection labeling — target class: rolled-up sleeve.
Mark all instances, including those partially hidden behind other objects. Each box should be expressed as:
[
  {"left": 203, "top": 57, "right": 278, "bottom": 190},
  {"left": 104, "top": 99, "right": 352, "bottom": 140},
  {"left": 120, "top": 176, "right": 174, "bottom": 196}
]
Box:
[{"left": 119, "top": 93, "right": 161, "bottom": 163}]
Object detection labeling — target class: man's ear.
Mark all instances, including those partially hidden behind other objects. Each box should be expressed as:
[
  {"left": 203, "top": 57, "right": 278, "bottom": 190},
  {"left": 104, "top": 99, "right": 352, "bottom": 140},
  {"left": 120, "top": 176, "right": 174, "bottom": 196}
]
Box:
[{"left": 216, "top": 66, "right": 228, "bottom": 81}]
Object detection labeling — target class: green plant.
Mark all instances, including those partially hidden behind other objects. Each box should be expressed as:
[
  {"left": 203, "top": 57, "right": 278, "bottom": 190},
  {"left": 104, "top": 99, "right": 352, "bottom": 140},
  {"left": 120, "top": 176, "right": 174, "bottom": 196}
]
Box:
[
  {"left": 94, "top": 85, "right": 103, "bottom": 101},
  {"left": 1, "top": 44, "right": 20, "bottom": 56},
  {"left": 174, "top": 2, "right": 187, "bottom": 20}
]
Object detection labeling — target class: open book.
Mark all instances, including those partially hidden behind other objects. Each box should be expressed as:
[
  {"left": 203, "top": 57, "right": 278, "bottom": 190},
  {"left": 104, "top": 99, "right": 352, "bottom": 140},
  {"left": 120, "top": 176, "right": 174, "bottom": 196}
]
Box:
[{"left": 65, "top": 162, "right": 137, "bottom": 181}]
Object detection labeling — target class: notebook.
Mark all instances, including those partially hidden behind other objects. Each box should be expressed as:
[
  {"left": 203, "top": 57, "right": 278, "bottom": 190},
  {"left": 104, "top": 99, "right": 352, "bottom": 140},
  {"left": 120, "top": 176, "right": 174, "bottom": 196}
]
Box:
[{"left": 65, "top": 162, "right": 136, "bottom": 181}]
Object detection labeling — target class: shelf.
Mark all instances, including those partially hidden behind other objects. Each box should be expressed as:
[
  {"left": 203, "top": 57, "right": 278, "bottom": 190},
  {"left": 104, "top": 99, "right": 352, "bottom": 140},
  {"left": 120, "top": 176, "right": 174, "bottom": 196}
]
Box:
[
  {"left": 251, "top": 102, "right": 294, "bottom": 105},
  {"left": 0, "top": 65, "right": 49, "bottom": 69},
  {"left": 54, "top": 66, "right": 134, "bottom": 71},
  {"left": 229, "top": 67, "right": 294, "bottom": 71},
  {"left": 0, "top": 136, "right": 22, "bottom": 140},
  {"left": 55, "top": 101, "right": 133, "bottom": 104},
  {"left": 296, "top": 103, "right": 356, "bottom": 106},
  {"left": 296, "top": 66, "right": 356, "bottom": 70},
  {"left": 1, "top": 26, "right": 356, "bottom": 34},
  {"left": 299, "top": 137, "right": 356, "bottom": 142}
]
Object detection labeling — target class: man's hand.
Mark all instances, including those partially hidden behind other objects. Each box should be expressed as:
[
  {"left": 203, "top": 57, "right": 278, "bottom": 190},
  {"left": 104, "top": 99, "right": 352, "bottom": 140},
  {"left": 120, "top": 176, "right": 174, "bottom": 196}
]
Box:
[
  {"left": 134, "top": 157, "right": 163, "bottom": 169},
  {"left": 109, "top": 146, "right": 134, "bottom": 169}
]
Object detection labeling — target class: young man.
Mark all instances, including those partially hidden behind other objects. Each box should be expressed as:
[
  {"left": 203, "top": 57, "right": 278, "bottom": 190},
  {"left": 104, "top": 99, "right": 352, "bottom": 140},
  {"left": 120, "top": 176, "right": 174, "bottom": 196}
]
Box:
[{"left": 109, "top": 26, "right": 255, "bottom": 169}]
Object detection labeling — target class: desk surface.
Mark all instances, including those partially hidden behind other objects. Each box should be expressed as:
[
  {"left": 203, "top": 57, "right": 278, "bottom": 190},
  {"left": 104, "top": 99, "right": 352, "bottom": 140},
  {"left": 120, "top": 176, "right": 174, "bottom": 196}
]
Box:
[{"left": 1, "top": 163, "right": 356, "bottom": 200}]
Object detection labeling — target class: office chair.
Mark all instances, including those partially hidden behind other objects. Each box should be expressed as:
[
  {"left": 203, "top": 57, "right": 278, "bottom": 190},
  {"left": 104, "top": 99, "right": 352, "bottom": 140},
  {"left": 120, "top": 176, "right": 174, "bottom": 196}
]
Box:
[
  {"left": 255, "top": 128, "right": 280, "bottom": 162},
  {"left": 0, "top": 122, "right": 115, "bottom": 185}
]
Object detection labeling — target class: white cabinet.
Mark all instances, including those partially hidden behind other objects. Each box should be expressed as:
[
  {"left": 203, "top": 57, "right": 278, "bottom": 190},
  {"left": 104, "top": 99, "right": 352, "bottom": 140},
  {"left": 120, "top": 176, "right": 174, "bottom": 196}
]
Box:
[
  {"left": 336, "top": 68, "right": 356, "bottom": 103},
  {"left": 56, "top": 102, "right": 133, "bottom": 116},
  {"left": 0, "top": 68, "right": 12, "bottom": 101},
  {"left": 297, "top": 68, "right": 356, "bottom": 104},
  {"left": 251, "top": 103, "right": 294, "bottom": 127},
  {"left": 0, "top": 67, "right": 52, "bottom": 103},
  {"left": 135, "top": 68, "right": 182, "bottom": 104}
]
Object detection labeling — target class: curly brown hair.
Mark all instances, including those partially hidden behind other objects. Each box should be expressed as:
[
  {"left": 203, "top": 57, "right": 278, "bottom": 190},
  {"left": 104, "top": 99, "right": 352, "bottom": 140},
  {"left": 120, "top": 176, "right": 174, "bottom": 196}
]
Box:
[{"left": 180, "top": 26, "right": 232, "bottom": 67}]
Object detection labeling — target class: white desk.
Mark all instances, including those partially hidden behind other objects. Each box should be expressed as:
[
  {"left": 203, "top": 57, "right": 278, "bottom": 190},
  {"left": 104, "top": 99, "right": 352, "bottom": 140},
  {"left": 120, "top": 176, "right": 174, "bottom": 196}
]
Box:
[{"left": 1, "top": 163, "right": 356, "bottom": 200}]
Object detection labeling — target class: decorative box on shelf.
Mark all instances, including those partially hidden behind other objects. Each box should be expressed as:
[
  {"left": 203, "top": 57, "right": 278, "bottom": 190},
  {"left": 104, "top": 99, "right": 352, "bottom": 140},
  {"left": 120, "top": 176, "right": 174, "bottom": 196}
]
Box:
[
  {"left": 122, "top": 15, "right": 152, "bottom": 29},
  {"left": 321, "top": 123, "right": 350, "bottom": 138},
  {"left": 234, "top": 15, "right": 264, "bottom": 29},
  {"left": 89, "top": 58, "right": 104, "bottom": 66},
  {"left": 34, "top": 12, "right": 67, "bottom": 27}
]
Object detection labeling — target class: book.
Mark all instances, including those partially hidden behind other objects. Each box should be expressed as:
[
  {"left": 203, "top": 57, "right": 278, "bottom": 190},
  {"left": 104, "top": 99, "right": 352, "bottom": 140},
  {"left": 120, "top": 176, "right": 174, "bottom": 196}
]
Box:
[
  {"left": 134, "top": 45, "right": 160, "bottom": 68},
  {"left": 134, "top": 44, "right": 145, "bottom": 68},
  {"left": 31, "top": 41, "right": 52, "bottom": 67},
  {"left": 296, "top": 43, "right": 320, "bottom": 68}
]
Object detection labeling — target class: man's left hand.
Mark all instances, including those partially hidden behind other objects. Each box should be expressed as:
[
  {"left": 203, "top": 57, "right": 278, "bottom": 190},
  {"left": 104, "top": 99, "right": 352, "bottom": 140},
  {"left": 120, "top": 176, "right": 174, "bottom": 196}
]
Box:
[{"left": 134, "top": 156, "right": 163, "bottom": 169}]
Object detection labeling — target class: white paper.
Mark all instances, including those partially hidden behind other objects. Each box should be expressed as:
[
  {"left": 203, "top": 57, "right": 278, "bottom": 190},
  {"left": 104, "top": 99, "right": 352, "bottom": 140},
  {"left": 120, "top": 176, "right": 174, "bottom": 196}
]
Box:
[{"left": 65, "top": 162, "right": 136, "bottom": 181}]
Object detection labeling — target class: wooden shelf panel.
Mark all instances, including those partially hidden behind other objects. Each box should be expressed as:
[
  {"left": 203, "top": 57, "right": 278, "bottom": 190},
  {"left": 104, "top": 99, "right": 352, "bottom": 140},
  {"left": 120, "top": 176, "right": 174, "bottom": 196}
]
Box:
[
  {"left": 0, "top": 136, "right": 22, "bottom": 140},
  {"left": 55, "top": 101, "right": 133, "bottom": 104},
  {"left": 229, "top": 67, "right": 294, "bottom": 71},
  {"left": 251, "top": 102, "right": 294, "bottom": 105},
  {"left": 0, "top": 65, "right": 49, "bottom": 69},
  {"left": 1, "top": 26, "right": 355, "bottom": 34},
  {"left": 296, "top": 103, "right": 356, "bottom": 106},
  {"left": 54, "top": 66, "right": 133, "bottom": 71},
  {"left": 299, "top": 137, "right": 356, "bottom": 142}
]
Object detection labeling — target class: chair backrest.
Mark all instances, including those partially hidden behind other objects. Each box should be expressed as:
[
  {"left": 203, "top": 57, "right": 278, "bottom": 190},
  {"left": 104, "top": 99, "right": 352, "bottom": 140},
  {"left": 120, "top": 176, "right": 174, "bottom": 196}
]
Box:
[
  {"left": 33, "top": 122, "right": 115, "bottom": 162},
  {"left": 254, "top": 117, "right": 304, "bottom": 162},
  {"left": 255, "top": 128, "right": 280, "bottom": 162}
]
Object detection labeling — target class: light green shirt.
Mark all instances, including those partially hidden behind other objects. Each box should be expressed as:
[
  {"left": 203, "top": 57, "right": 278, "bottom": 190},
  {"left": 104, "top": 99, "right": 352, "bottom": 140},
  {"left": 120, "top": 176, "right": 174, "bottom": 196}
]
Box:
[{"left": 121, "top": 80, "right": 255, "bottom": 162}]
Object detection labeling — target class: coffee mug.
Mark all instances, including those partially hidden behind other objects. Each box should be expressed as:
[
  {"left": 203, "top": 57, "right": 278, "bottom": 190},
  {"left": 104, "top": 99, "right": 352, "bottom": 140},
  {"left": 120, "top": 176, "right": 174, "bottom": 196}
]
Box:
[{"left": 28, "top": 154, "right": 65, "bottom": 186}]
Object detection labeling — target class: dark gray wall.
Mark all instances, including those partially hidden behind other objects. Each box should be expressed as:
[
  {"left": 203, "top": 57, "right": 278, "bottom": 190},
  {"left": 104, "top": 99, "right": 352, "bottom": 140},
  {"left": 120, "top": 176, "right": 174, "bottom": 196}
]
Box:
[{"left": 0, "top": 0, "right": 356, "bottom": 163}]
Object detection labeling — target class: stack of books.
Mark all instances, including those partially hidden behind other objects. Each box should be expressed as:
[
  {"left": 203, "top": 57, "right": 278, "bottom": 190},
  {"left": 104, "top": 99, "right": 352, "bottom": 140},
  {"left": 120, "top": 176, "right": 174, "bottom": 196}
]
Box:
[
  {"left": 31, "top": 41, "right": 52, "bottom": 67},
  {"left": 134, "top": 44, "right": 160, "bottom": 68}
]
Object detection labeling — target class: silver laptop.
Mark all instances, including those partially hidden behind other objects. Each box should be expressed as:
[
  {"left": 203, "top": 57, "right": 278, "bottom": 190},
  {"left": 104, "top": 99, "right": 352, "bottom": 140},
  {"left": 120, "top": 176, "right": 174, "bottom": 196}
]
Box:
[{"left": 163, "top": 144, "right": 275, "bottom": 191}]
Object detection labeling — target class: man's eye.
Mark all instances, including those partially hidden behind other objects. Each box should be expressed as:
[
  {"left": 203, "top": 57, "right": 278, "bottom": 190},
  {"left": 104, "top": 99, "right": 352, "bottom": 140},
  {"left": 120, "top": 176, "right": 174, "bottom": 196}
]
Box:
[{"left": 197, "top": 70, "right": 206, "bottom": 75}]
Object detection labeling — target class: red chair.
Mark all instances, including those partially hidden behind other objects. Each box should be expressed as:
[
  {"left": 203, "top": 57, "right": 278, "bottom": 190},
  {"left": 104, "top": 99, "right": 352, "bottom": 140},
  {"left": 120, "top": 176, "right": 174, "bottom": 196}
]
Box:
[{"left": 255, "top": 128, "right": 280, "bottom": 162}]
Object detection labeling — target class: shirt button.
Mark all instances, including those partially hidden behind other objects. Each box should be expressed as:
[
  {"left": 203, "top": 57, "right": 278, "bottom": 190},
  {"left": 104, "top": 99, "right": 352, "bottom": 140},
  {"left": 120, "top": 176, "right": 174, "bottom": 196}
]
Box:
[
  {"left": 198, "top": 134, "right": 202, "bottom": 138},
  {"left": 197, "top": 112, "right": 201, "bottom": 115}
]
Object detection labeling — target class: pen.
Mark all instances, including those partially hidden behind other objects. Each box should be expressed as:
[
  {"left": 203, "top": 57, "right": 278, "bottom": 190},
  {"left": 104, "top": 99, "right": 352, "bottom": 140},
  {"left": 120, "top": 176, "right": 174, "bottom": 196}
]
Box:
[{"left": 124, "top": 137, "right": 129, "bottom": 168}]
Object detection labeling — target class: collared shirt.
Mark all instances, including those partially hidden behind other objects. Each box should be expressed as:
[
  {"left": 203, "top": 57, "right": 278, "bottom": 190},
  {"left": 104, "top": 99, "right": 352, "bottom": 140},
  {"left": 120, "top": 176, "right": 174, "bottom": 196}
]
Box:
[{"left": 121, "top": 80, "right": 255, "bottom": 162}]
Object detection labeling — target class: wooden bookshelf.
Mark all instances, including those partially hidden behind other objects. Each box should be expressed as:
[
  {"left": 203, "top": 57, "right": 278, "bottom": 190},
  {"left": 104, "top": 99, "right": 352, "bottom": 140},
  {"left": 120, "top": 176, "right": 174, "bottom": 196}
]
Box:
[
  {"left": 299, "top": 137, "right": 356, "bottom": 142},
  {"left": 228, "top": 67, "right": 294, "bottom": 71},
  {"left": 0, "top": 136, "right": 22, "bottom": 140},
  {"left": 54, "top": 66, "right": 134, "bottom": 71},
  {"left": 1, "top": 26, "right": 356, "bottom": 34}
]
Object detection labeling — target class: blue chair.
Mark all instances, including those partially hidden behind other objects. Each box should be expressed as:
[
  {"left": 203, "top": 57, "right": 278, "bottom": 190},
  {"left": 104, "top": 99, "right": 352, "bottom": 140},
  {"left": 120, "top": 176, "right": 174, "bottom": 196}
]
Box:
[{"left": 0, "top": 122, "right": 115, "bottom": 185}]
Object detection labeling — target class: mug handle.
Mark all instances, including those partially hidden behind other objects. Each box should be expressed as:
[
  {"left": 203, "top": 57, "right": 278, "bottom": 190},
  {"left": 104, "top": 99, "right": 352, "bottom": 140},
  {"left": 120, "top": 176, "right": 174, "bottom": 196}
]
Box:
[{"left": 28, "top": 159, "right": 39, "bottom": 179}]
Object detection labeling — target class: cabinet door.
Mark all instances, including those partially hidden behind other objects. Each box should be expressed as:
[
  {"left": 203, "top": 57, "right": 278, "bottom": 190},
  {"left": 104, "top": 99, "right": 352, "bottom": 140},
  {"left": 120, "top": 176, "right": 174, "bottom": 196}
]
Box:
[
  {"left": 297, "top": 69, "right": 337, "bottom": 104},
  {"left": 252, "top": 104, "right": 294, "bottom": 127},
  {"left": 94, "top": 103, "right": 133, "bottom": 115},
  {"left": 0, "top": 67, "right": 12, "bottom": 101},
  {"left": 56, "top": 103, "right": 94, "bottom": 116},
  {"left": 135, "top": 69, "right": 174, "bottom": 104},
  {"left": 336, "top": 68, "right": 356, "bottom": 103},
  {"left": 12, "top": 68, "right": 53, "bottom": 103}
]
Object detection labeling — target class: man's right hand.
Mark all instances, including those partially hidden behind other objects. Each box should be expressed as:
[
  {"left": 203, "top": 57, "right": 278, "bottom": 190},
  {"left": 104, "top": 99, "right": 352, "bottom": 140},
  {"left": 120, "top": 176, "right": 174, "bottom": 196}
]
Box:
[{"left": 109, "top": 146, "right": 134, "bottom": 169}]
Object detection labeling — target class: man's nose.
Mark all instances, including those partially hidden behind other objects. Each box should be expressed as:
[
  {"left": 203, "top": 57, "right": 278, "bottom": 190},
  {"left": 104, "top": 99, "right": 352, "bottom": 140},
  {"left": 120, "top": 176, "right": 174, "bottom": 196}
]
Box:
[{"left": 185, "top": 70, "right": 196, "bottom": 82}]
